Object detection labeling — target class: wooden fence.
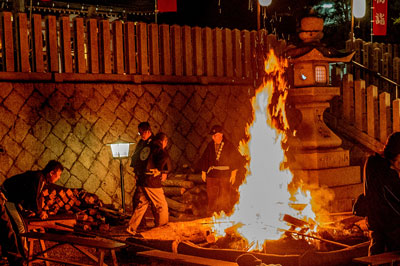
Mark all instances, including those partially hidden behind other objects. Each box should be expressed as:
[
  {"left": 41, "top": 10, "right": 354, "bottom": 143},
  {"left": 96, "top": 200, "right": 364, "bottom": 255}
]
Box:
[
  {"left": 346, "top": 39, "right": 400, "bottom": 99},
  {"left": 0, "top": 11, "right": 286, "bottom": 83},
  {"left": 328, "top": 71, "right": 400, "bottom": 152}
]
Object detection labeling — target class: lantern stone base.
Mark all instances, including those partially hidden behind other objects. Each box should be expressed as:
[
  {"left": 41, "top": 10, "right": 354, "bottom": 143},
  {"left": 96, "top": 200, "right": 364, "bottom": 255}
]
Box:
[
  {"left": 288, "top": 148, "right": 351, "bottom": 170},
  {"left": 292, "top": 166, "right": 361, "bottom": 187}
]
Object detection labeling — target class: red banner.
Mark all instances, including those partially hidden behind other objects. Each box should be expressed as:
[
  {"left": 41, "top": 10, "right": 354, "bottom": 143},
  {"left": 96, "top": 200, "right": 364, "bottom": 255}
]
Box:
[
  {"left": 373, "top": 0, "right": 388, "bottom": 36},
  {"left": 158, "top": 0, "right": 177, "bottom": 13}
]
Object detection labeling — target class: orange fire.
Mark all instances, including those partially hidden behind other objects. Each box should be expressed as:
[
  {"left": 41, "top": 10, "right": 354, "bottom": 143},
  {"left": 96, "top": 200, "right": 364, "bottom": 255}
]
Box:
[{"left": 212, "top": 50, "right": 317, "bottom": 250}]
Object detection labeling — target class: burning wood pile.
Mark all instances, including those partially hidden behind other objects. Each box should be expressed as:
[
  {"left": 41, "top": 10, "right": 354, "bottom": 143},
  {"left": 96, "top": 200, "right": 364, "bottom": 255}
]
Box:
[
  {"left": 35, "top": 183, "right": 125, "bottom": 231},
  {"left": 162, "top": 173, "right": 208, "bottom": 219}
]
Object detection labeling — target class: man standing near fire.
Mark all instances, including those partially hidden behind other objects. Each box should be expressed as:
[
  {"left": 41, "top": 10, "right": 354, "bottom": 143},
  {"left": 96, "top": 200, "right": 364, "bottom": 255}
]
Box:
[
  {"left": 127, "top": 132, "right": 171, "bottom": 235},
  {"left": 198, "top": 125, "right": 242, "bottom": 215},
  {"left": 363, "top": 132, "right": 400, "bottom": 255}
]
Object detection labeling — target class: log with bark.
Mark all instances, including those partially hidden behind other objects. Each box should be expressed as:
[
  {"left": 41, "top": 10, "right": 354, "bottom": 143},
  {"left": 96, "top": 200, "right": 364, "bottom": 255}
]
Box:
[
  {"left": 138, "top": 218, "right": 213, "bottom": 243},
  {"left": 163, "top": 187, "right": 186, "bottom": 197}
]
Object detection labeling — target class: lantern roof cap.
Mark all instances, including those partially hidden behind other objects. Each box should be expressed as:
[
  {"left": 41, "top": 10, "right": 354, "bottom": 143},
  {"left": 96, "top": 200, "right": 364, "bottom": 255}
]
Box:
[{"left": 286, "top": 43, "right": 355, "bottom": 63}]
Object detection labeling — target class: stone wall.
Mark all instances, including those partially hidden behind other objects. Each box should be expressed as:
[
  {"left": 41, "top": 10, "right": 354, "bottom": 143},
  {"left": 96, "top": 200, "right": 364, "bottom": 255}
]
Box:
[{"left": 0, "top": 82, "right": 254, "bottom": 210}]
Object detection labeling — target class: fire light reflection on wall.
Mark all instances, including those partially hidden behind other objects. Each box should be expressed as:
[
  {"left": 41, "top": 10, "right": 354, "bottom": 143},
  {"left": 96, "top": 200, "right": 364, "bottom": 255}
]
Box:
[{"left": 211, "top": 50, "right": 316, "bottom": 251}]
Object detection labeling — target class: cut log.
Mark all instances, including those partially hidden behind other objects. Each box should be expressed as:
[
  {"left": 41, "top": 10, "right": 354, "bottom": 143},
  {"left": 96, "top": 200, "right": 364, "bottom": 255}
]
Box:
[
  {"left": 162, "top": 179, "right": 194, "bottom": 189},
  {"left": 186, "top": 174, "right": 204, "bottom": 184},
  {"left": 139, "top": 218, "right": 213, "bottom": 243},
  {"left": 163, "top": 186, "right": 186, "bottom": 196},
  {"left": 166, "top": 197, "right": 191, "bottom": 212}
]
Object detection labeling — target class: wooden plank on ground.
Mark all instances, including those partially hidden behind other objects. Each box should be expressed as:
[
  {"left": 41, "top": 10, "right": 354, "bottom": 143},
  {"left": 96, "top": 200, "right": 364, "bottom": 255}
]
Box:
[
  {"left": 137, "top": 250, "right": 237, "bottom": 266},
  {"left": 353, "top": 251, "right": 400, "bottom": 265}
]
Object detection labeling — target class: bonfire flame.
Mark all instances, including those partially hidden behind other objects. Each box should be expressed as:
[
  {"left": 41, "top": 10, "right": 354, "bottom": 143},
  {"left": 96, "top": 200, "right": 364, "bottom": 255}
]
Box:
[{"left": 212, "top": 50, "right": 316, "bottom": 251}]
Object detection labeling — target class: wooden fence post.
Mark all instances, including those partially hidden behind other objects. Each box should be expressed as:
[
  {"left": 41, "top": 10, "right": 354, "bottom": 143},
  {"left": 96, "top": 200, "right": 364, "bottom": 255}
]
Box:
[
  {"left": 203, "top": 27, "right": 213, "bottom": 77},
  {"left": 46, "top": 15, "right": 58, "bottom": 73},
  {"left": 136, "top": 22, "right": 149, "bottom": 75},
  {"left": 354, "top": 80, "right": 366, "bottom": 132},
  {"left": 363, "top": 42, "right": 371, "bottom": 86},
  {"left": 74, "top": 17, "right": 86, "bottom": 74},
  {"left": 242, "top": 30, "right": 251, "bottom": 78},
  {"left": 99, "top": 20, "right": 111, "bottom": 74},
  {"left": 182, "top": 25, "right": 193, "bottom": 76},
  {"left": 2, "top": 12, "right": 15, "bottom": 72},
  {"left": 192, "top": 26, "right": 203, "bottom": 77},
  {"left": 171, "top": 25, "right": 183, "bottom": 76},
  {"left": 379, "top": 92, "right": 391, "bottom": 142},
  {"left": 148, "top": 23, "right": 160, "bottom": 75},
  {"left": 32, "top": 14, "right": 44, "bottom": 72},
  {"left": 159, "top": 24, "right": 171, "bottom": 76},
  {"left": 16, "top": 13, "right": 29, "bottom": 72},
  {"left": 232, "top": 29, "right": 242, "bottom": 78},
  {"left": 222, "top": 28, "right": 233, "bottom": 77},
  {"left": 59, "top": 16, "right": 73, "bottom": 73},
  {"left": 124, "top": 22, "right": 136, "bottom": 75},
  {"left": 367, "top": 85, "right": 379, "bottom": 139},
  {"left": 213, "top": 28, "right": 223, "bottom": 77},
  {"left": 343, "top": 74, "right": 354, "bottom": 124},
  {"left": 87, "top": 19, "right": 99, "bottom": 74},
  {"left": 394, "top": 99, "right": 400, "bottom": 133},
  {"left": 372, "top": 47, "right": 382, "bottom": 87},
  {"left": 112, "top": 20, "right": 124, "bottom": 75}
]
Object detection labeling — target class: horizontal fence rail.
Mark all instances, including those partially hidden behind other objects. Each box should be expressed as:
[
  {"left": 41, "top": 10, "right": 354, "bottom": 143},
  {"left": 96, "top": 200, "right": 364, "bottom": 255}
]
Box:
[{"left": 0, "top": 12, "right": 286, "bottom": 83}]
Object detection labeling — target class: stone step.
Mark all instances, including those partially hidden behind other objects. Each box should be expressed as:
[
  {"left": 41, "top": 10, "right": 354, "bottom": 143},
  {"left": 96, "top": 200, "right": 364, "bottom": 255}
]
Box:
[
  {"left": 328, "top": 183, "right": 363, "bottom": 213},
  {"left": 292, "top": 165, "right": 361, "bottom": 187},
  {"left": 289, "top": 148, "right": 350, "bottom": 170}
]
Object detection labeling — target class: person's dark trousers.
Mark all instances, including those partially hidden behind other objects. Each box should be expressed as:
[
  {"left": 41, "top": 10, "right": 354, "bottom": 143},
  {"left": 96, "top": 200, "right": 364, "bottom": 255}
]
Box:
[
  {"left": 0, "top": 197, "right": 23, "bottom": 266},
  {"left": 206, "top": 176, "right": 232, "bottom": 215}
]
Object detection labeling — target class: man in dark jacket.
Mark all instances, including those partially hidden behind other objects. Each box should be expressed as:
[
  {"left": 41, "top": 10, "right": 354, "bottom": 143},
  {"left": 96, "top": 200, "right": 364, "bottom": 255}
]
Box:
[
  {"left": 130, "top": 122, "right": 153, "bottom": 178},
  {"left": 198, "top": 125, "right": 243, "bottom": 215},
  {"left": 127, "top": 132, "right": 171, "bottom": 235},
  {"left": 1, "top": 160, "right": 63, "bottom": 257},
  {"left": 364, "top": 132, "right": 400, "bottom": 255}
]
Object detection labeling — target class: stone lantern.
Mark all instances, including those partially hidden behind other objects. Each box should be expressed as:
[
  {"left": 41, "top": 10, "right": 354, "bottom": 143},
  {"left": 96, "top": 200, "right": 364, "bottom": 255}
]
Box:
[{"left": 285, "top": 14, "right": 359, "bottom": 211}]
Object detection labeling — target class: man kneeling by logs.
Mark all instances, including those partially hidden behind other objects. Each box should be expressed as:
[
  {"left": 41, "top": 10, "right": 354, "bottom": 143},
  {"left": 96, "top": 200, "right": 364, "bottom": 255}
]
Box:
[
  {"left": 0, "top": 160, "right": 63, "bottom": 258},
  {"left": 127, "top": 132, "right": 172, "bottom": 235}
]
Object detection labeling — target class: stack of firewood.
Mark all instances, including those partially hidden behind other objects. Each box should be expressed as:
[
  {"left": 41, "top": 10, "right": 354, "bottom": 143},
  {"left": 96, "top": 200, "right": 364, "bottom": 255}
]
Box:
[
  {"left": 39, "top": 183, "right": 124, "bottom": 231},
  {"left": 163, "top": 173, "right": 208, "bottom": 219}
]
